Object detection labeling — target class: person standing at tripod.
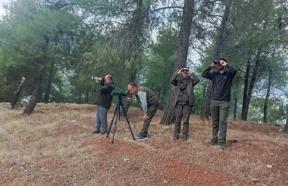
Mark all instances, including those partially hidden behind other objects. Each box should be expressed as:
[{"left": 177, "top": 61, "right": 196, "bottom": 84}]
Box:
[
  {"left": 127, "top": 82, "right": 159, "bottom": 141},
  {"left": 92, "top": 74, "right": 114, "bottom": 135}
]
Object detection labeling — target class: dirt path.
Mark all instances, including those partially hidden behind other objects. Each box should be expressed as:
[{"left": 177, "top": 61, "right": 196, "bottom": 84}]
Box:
[{"left": 0, "top": 103, "right": 287, "bottom": 185}]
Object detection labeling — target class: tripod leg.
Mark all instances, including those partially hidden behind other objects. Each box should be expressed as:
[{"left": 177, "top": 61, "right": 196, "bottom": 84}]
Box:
[
  {"left": 119, "top": 102, "right": 135, "bottom": 140},
  {"left": 112, "top": 105, "right": 120, "bottom": 144},
  {"left": 107, "top": 104, "right": 118, "bottom": 138}
]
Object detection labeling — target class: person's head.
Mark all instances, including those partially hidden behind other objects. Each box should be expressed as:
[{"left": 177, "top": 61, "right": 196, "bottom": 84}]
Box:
[
  {"left": 104, "top": 74, "right": 113, "bottom": 84},
  {"left": 216, "top": 57, "right": 227, "bottom": 70},
  {"left": 180, "top": 67, "right": 190, "bottom": 78},
  {"left": 127, "top": 82, "right": 138, "bottom": 95}
]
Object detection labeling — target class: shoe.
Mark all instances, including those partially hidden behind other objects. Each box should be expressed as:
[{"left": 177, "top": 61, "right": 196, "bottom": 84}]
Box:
[
  {"left": 208, "top": 141, "right": 218, "bottom": 146},
  {"left": 213, "top": 144, "right": 226, "bottom": 150},
  {"left": 182, "top": 135, "right": 189, "bottom": 141},
  {"left": 92, "top": 130, "right": 100, "bottom": 134},
  {"left": 135, "top": 134, "right": 148, "bottom": 141},
  {"left": 173, "top": 135, "right": 179, "bottom": 140}
]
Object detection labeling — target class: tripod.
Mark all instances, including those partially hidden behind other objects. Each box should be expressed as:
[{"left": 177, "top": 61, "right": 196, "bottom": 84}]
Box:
[{"left": 106, "top": 95, "right": 135, "bottom": 144}]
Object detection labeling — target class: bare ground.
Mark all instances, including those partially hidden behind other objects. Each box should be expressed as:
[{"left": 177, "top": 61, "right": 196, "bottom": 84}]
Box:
[{"left": 0, "top": 103, "right": 287, "bottom": 186}]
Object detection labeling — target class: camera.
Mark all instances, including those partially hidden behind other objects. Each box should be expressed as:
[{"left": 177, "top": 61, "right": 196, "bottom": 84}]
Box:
[
  {"left": 91, "top": 76, "right": 103, "bottom": 82},
  {"left": 91, "top": 76, "right": 101, "bottom": 80},
  {"left": 213, "top": 60, "right": 220, "bottom": 64}
]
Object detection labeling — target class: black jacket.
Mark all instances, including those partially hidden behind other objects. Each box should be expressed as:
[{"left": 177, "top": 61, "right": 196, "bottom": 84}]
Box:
[
  {"left": 202, "top": 65, "right": 237, "bottom": 101},
  {"left": 95, "top": 80, "right": 114, "bottom": 109}
]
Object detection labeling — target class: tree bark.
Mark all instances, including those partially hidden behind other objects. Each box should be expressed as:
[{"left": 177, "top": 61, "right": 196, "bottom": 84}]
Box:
[
  {"left": 263, "top": 69, "right": 272, "bottom": 123},
  {"left": 44, "top": 60, "right": 55, "bottom": 103},
  {"left": 11, "top": 77, "right": 25, "bottom": 109},
  {"left": 201, "top": 0, "right": 232, "bottom": 120},
  {"left": 23, "top": 72, "right": 43, "bottom": 114},
  {"left": 160, "top": 0, "right": 194, "bottom": 125}
]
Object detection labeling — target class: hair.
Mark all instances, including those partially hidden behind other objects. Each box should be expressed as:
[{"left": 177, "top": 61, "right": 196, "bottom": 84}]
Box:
[
  {"left": 218, "top": 57, "right": 227, "bottom": 62},
  {"left": 128, "top": 82, "right": 138, "bottom": 87}
]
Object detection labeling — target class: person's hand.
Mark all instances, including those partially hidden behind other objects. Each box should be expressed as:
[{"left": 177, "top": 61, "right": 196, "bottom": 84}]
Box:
[
  {"left": 177, "top": 68, "right": 183, "bottom": 74},
  {"left": 126, "top": 97, "right": 132, "bottom": 102},
  {"left": 211, "top": 63, "right": 216, "bottom": 67},
  {"left": 143, "top": 113, "right": 149, "bottom": 120},
  {"left": 219, "top": 60, "right": 227, "bottom": 67}
]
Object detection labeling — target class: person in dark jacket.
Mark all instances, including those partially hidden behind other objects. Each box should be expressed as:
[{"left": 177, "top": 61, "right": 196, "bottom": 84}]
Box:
[
  {"left": 202, "top": 58, "right": 237, "bottom": 149},
  {"left": 92, "top": 74, "right": 114, "bottom": 135},
  {"left": 171, "top": 67, "right": 200, "bottom": 141},
  {"left": 127, "top": 82, "right": 159, "bottom": 141}
]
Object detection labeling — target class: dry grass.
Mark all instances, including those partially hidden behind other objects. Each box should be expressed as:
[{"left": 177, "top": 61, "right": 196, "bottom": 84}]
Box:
[{"left": 0, "top": 102, "right": 287, "bottom": 186}]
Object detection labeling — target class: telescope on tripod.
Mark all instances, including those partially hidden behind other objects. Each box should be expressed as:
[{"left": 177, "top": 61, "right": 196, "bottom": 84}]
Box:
[{"left": 106, "top": 91, "right": 135, "bottom": 144}]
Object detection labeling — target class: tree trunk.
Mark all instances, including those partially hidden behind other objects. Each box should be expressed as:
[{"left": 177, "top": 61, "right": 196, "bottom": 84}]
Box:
[
  {"left": 241, "top": 50, "right": 261, "bottom": 120},
  {"left": 201, "top": 82, "right": 211, "bottom": 119},
  {"left": 233, "top": 98, "right": 238, "bottom": 120},
  {"left": 263, "top": 69, "right": 272, "bottom": 123},
  {"left": 23, "top": 72, "right": 43, "bottom": 114},
  {"left": 160, "top": 0, "right": 194, "bottom": 125},
  {"left": 123, "top": 0, "right": 149, "bottom": 113},
  {"left": 284, "top": 105, "right": 288, "bottom": 133},
  {"left": 11, "top": 77, "right": 25, "bottom": 109},
  {"left": 44, "top": 60, "right": 55, "bottom": 103},
  {"left": 241, "top": 57, "right": 251, "bottom": 120},
  {"left": 85, "top": 91, "right": 89, "bottom": 103},
  {"left": 201, "top": 0, "right": 232, "bottom": 119},
  {"left": 78, "top": 90, "right": 82, "bottom": 103}
]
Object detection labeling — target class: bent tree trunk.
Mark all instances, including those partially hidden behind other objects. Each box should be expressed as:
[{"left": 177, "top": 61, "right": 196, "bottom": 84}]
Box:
[
  {"left": 23, "top": 72, "right": 43, "bottom": 114},
  {"left": 11, "top": 77, "right": 26, "bottom": 109},
  {"left": 160, "top": 0, "right": 194, "bottom": 125},
  {"left": 201, "top": 0, "right": 232, "bottom": 120},
  {"left": 263, "top": 69, "right": 272, "bottom": 123}
]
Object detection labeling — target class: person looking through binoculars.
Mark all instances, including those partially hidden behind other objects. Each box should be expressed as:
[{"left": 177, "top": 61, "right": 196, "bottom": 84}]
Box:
[
  {"left": 171, "top": 67, "right": 200, "bottom": 141},
  {"left": 202, "top": 58, "right": 237, "bottom": 149},
  {"left": 92, "top": 74, "right": 114, "bottom": 135}
]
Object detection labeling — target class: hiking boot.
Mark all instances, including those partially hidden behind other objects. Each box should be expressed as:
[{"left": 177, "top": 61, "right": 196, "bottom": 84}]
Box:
[
  {"left": 92, "top": 130, "right": 100, "bottom": 134},
  {"left": 213, "top": 143, "right": 226, "bottom": 150},
  {"left": 135, "top": 133, "right": 148, "bottom": 141},
  {"left": 207, "top": 140, "right": 218, "bottom": 146}
]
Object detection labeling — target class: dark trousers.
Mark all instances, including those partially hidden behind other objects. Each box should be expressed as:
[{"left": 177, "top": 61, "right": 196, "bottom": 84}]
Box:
[
  {"left": 210, "top": 100, "right": 230, "bottom": 144},
  {"left": 174, "top": 103, "right": 192, "bottom": 137},
  {"left": 140, "top": 104, "right": 159, "bottom": 135}
]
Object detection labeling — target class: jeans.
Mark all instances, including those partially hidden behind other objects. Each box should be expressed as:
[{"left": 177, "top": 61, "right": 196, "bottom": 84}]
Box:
[
  {"left": 96, "top": 106, "right": 108, "bottom": 133},
  {"left": 210, "top": 100, "right": 230, "bottom": 144}
]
